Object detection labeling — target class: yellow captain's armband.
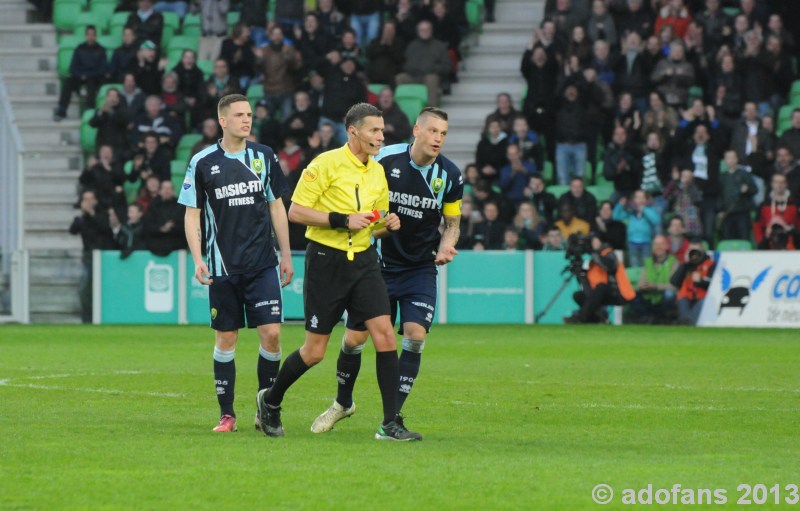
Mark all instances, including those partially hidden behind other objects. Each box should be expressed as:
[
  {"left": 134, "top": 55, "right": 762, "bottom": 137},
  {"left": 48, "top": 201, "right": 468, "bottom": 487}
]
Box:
[{"left": 443, "top": 200, "right": 462, "bottom": 217}]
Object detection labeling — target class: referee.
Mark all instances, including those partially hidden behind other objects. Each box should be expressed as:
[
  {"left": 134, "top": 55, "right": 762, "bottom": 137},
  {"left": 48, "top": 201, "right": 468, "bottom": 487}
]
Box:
[
  {"left": 257, "top": 103, "right": 422, "bottom": 441},
  {"left": 179, "top": 94, "right": 294, "bottom": 433}
]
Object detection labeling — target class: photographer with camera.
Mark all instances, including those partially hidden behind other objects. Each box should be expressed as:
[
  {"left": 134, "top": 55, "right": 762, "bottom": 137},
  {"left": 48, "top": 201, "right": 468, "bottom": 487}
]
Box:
[
  {"left": 563, "top": 233, "right": 635, "bottom": 324},
  {"left": 670, "top": 237, "right": 716, "bottom": 325}
]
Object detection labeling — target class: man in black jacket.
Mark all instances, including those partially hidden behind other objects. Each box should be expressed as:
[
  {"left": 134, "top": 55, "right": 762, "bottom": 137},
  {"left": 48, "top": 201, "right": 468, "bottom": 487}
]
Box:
[
  {"left": 125, "top": 0, "right": 164, "bottom": 47},
  {"left": 603, "top": 125, "right": 642, "bottom": 199},
  {"left": 54, "top": 26, "right": 107, "bottom": 121},
  {"left": 143, "top": 180, "right": 187, "bottom": 256},
  {"left": 376, "top": 87, "right": 411, "bottom": 145},
  {"left": 555, "top": 84, "right": 588, "bottom": 185}
]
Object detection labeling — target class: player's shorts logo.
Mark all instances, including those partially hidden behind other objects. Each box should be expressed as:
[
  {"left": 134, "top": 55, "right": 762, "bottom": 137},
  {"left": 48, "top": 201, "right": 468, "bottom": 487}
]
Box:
[
  {"left": 210, "top": 307, "right": 218, "bottom": 320},
  {"left": 252, "top": 159, "right": 264, "bottom": 174},
  {"left": 432, "top": 177, "right": 444, "bottom": 193}
]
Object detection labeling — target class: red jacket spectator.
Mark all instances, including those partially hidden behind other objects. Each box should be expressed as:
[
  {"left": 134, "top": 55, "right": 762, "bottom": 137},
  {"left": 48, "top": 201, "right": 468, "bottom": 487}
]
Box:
[{"left": 654, "top": 2, "right": 692, "bottom": 39}]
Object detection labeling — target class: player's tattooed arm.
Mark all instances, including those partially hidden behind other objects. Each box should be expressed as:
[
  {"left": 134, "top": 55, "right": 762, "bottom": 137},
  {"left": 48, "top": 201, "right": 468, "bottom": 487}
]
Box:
[{"left": 435, "top": 214, "right": 461, "bottom": 265}]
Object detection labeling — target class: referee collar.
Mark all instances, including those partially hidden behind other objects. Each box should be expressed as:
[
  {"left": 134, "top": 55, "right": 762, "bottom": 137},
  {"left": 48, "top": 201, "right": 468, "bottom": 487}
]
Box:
[{"left": 343, "top": 143, "right": 371, "bottom": 171}]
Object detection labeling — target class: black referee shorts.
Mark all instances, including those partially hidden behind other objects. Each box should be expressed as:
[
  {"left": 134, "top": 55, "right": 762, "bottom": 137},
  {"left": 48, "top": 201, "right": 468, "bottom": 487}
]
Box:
[{"left": 303, "top": 241, "right": 391, "bottom": 334}]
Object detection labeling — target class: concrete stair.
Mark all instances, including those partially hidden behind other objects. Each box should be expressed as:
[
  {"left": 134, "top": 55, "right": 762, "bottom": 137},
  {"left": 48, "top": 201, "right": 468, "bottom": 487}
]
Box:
[
  {"left": 441, "top": 0, "right": 542, "bottom": 170},
  {"left": 0, "top": 0, "right": 85, "bottom": 322}
]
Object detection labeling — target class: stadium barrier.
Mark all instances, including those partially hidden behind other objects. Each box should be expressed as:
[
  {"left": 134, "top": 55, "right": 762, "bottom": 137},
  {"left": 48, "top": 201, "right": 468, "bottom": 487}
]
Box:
[
  {"left": 92, "top": 250, "right": 582, "bottom": 325},
  {"left": 698, "top": 251, "right": 800, "bottom": 328}
]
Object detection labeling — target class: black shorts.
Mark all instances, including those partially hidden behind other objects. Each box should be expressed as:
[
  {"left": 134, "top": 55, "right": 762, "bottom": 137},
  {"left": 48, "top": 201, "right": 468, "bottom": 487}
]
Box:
[
  {"left": 346, "top": 266, "right": 438, "bottom": 334},
  {"left": 303, "top": 241, "right": 390, "bottom": 335},
  {"left": 208, "top": 266, "right": 283, "bottom": 331}
]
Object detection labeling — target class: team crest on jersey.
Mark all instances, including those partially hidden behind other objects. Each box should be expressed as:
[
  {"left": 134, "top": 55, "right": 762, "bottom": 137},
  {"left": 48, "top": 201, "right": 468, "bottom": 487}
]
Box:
[
  {"left": 432, "top": 177, "right": 444, "bottom": 193},
  {"left": 252, "top": 159, "right": 264, "bottom": 174}
]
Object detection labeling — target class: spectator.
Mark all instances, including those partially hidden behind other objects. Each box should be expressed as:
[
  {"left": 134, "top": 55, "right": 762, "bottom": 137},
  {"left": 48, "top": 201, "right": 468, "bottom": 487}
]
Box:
[
  {"left": 613, "top": 190, "right": 660, "bottom": 267},
  {"left": 159, "top": 71, "right": 186, "bottom": 122},
  {"left": 295, "top": 13, "right": 334, "bottom": 78},
  {"left": 239, "top": 0, "right": 266, "bottom": 46},
  {"left": 69, "top": 190, "right": 118, "bottom": 322},
  {"left": 171, "top": 49, "right": 205, "bottom": 128},
  {"left": 718, "top": 149, "right": 757, "bottom": 240},
  {"left": 737, "top": 29, "right": 772, "bottom": 117},
  {"left": 772, "top": 147, "right": 800, "bottom": 202},
  {"left": 554, "top": 201, "right": 590, "bottom": 239},
  {"left": 640, "top": 131, "right": 672, "bottom": 219},
  {"left": 754, "top": 173, "right": 798, "bottom": 250},
  {"left": 593, "top": 200, "right": 626, "bottom": 251},
  {"left": 365, "top": 20, "right": 404, "bottom": 87},
  {"left": 190, "top": 118, "right": 221, "bottom": 160},
  {"left": 641, "top": 91, "right": 679, "bottom": 139},
  {"left": 712, "top": 52, "right": 744, "bottom": 124},
  {"left": 395, "top": 19, "right": 451, "bottom": 107},
  {"left": 303, "top": 121, "right": 338, "bottom": 162},
  {"left": 376, "top": 87, "right": 411, "bottom": 146},
  {"left": 120, "top": 72, "right": 145, "bottom": 117},
  {"left": 132, "top": 95, "right": 182, "bottom": 151},
  {"left": 336, "top": 28, "right": 363, "bottom": 65},
  {"left": 695, "top": 0, "right": 732, "bottom": 55},
  {"left": 456, "top": 198, "right": 477, "bottom": 249},
  {"left": 471, "top": 179, "right": 505, "bottom": 219},
  {"left": 524, "top": 174, "right": 557, "bottom": 224},
  {"left": 654, "top": 0, "right": 692, "bottom": 39},
  {"left": 125, "top": 0, "right": 164, "bottom": 47},
  {"left": 631, "top": 234, "right": 678, "bottom": 324},
  {"left": 603, "top": 125, "right": 642, "bottom": 200},
  {"left": 202, "top": 59, "right": 242, "bottom": 122},
  {"left": 349, "top": 0, "right": 381, "bottom": 49},
  {"left": 281, "top": 90, "right": 320, "bottom": 147},
  {"left": 664, "top": 169, "right": 704, "bottom": 238},
  {"left": 670, "top": 237, "right": 715, "bottom": 325},
  {"left": 650, "top": 40, "right": 695, "bottom": 109},
  {"left": 502, "top": 227, "right": 524, "bottom": 250},
  {"left": 90, "top": 87, "right": 130, "bottom": 160},
  {"left": 520, "top": 43, "right": 558, "bottom": 160},
  {"left": 764, "top": 34, "right": 794, "bottom": 114},
  {"left": 135, "top": 174, "right": 161, "bottom": 212},
  {"left": 666, "top": 215, "right": 690, "bottom": 261},
  {"left": 79, "top": 144, "right": 127, "bottom": 217},
  {"left": 320, "top": 57, "right": 367, "bottom": 143},
  {"left": 463, "top": 163, "right": 480, "bottom": 196},
  {"left": 220, "top": 23, "right": 257, "bottom": 90},
  {"left": 316, "top": 0, "right": 347, "bottom": 41},
  {"left": 509, "top": 115, "right": 544, "bottom": 170},
  {"left": 765, "top": 12, "right": 795, "bottom": 53},
  {"left": 475, "top": 117, "right": 509, "bottom": 182},
  {"left": 428, "top": 0, "right": 462, "bottom": 83},
  {"left": 485, "top": 93, "right": 518, "bottom": 135},
  {"left": 143, "top": 180, "right": 187, "bottom": 256},
  {"left": 675, "top": 123, "right": 721, "bottom": 246},
  {"left": 559, "top": 176, "right": 597, "bottom": 223},
  {"left": 499, "top": 143, "right": 538, "bottom": 209},
  {"left": 259, "top": 26, "right": 303, "bottom": 121},
  {"left": 108, "top": 27, "right": 139, "bottom": 83},
  {"left": 587, "top": 0, "right": 617, "bottom": 46},
  {"left": 616, "top": 0, "right": 654, "bottom": 38},
  {"left": 117, "top": 203, "right": 147, "bottom": 259},
  {"left": 197, "top": 0, "right": 229, "bottom": 61},
  {"left": 130, "top": 131, "right": 171, "bottom": 184},
  {"left": 127, "top": 40, "right": 163, "bottom": 96},
  {"left": 53, "top": 25, "right": 107, "bottom": 121},
  {"left": 778, "top": 109, "right": 800, "bottom": 158},
  {"left": 278, "top": 135, "right": 303, "bottom": 174},
  {"left": 614, "top": 92, "right": 642, "bottom": 141},
  {"left": 565, "top": 25, "right": 592, "bottom": 66},
  {"left": 255, "top": 100, "right": 283, "bottom": 150},
  {"left": 731, "top": 102, "right": 774, "bottom": 165},
  {"left": 554, "top": 84, "right": 587, "bottom": 184},
  {"left": 615, "top": 31, "right": 648, "bottom": 109},
  {"left": 513, "top": 202, "right": 547, "bottom": 250},
  {"left": 472, "top": 201, "right": 506, "bottom": 250},
  {"left": 542, "top": 227, "right": 565, "bottom": 250},
  {"left": 272, "top": 0, "right": 304, "bottom": 36}
]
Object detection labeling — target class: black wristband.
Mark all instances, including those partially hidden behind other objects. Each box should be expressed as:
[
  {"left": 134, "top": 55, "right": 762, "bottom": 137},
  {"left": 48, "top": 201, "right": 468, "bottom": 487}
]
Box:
[{"left": 329, "top": 212, "right": 348, "bottom": 229}]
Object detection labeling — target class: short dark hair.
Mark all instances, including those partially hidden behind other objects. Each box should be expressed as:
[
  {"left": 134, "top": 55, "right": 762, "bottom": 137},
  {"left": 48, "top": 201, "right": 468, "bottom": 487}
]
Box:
[
  {"left": 85, "top": 24, "right": 97, "bottom": 33},
  {"left": 218, "top": 94, "right": 249, "bottom": 115},
  {"left": 344, "top": 103, "right": 382, "bottom": 129},
  {"left": 417, "top": 106, "right": 448, "bottom": 123},
  {"left": 143, "top": 130, "right": 159, "bottom": 142}
]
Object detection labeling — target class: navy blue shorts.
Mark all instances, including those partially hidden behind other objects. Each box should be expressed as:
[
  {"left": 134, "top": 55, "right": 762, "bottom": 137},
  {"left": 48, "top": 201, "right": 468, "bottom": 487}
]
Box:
[
  {"left": 208, "top": 266, "right": 283, "bottom": 331},
  {"left": 347, "top": 266, "right": 437, "bottom": 333}
]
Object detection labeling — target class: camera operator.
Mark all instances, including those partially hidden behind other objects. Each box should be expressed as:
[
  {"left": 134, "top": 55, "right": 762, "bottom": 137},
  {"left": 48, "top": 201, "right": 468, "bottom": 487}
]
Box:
[
  {"left": 563, "top": 233, "right": 635, "bottom": 324},
  {"left": 670, "top": 237, "right": 716, "bottom": 325}
]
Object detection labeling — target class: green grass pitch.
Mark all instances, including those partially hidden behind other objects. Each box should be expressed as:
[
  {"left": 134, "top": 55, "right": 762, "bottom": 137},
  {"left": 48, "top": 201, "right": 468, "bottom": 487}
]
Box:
[{"left": 0, "top": 324, "right": 797, "bottom": 510}]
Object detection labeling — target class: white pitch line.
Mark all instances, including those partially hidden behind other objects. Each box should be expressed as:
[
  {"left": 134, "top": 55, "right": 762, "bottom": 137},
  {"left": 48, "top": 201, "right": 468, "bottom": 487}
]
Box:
[
  {"left": 450, "top": 400, "right": 799, "bottom": 413},
  {"left": 0, "top": 371, "right": 184, "bottom": 398},
  {"left": 524, "top": 380, "right": 800, "bottom": 395}
]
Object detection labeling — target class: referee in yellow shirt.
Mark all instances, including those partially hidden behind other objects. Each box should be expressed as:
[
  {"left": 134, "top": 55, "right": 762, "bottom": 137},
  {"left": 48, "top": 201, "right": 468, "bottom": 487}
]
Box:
[{"left": 257, "top": 103, "right": 422, "bottom": 441}]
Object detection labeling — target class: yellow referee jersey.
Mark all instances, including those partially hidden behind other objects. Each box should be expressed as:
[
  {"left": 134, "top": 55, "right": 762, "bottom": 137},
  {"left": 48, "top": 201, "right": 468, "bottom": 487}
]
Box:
[{"left": 292, "top": 144, "right": 390, "bottom": 253}]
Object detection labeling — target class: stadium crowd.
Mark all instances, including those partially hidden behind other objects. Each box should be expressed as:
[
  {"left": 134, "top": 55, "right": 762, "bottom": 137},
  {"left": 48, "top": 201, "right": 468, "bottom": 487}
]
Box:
[{"left": 57, "top": 0, "right": 800, "bottom": 323}]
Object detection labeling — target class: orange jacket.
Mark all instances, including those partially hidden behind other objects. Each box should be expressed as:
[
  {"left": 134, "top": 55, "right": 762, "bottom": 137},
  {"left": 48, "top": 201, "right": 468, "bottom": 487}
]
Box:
[
  {"left": 586, "top": 248, "right": 636, "bottom": 302},
  {"left": 676, "top": 258, "right": 714, "bottom": 301}
]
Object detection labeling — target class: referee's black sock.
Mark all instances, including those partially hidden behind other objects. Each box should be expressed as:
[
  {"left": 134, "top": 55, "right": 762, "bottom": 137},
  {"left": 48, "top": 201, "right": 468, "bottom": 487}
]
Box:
[
  {"left": 265, "top": 350, "right": 309, "bottom": 407},
  {"left": 257, "top": 346, "right": 281, "bottom": 391},
  {"left": 375, "top": 350, "right": 399, "bottom": 425},
  {"left": 213, "top": 347, "right": 236, "bottom": 417},
  {"left": 397, "top": 338, "right": 424, "bottom": 412},
  {"left": 335, "top": 347, "right": 362, "bottom": 409}
]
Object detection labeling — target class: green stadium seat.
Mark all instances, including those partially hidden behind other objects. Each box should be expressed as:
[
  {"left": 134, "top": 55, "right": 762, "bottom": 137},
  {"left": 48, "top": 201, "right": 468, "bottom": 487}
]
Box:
[
  {"left": 108, "top": 12, "right": 130, "bottom": 38},
  {"left": 625, "top": 266, "right": 641, "bottom": 289},
  {"left": 123, "top": 160, "right": 139, "bottom": 204},
  {"left": 519, "top": 85, "right": 527, "bottom": 110},
  {"left": 197, "top": 58, "right": 214, "bottom": 79},
  {"left": 367, "top": 83, "right": 389, "bottom": 96},
  {"left": 73, "top": 11, "right": 108, "bottom": 34},
  {"left": 722, "top": 7, "right": 740, "bottom": 16},
  {"left": 161, "top": 11, "right": 180, "bottom": 32},
  {"left": 176, "top": 134, "right": 203, "bottom": 163},
  {"left": 777, "top": 105, "right": 794, "bottom": 136},
  {"left": 89, "top": 1, "right": 116, "bottom": 23},
  {"left": 587, "top": 185, "right": 614, "bottom": 202},
  {"left": 161, "top": 24, "right": 176, "bottom": 50},
  {"left": 97, "top": 34, "right": 122, "bottom": 52},
  {"left": 465, "top": 0, "right": 483, "bottom": 31},
  {"left": 546, "top": 184, "right": 570, "bottom": 199},
  {"left": 246, "top": 83, "right": 265, "bottom": 100},
  {"left": 542, "top": 160, "right": 554, "bottom": 184},
  {"left": 716, "top": 239, "right": 753, "bottom": 252},
  {"left": 53, "top": 0, "right": 84, "bottom": 31},
  {"left": 182, "top": 13, "right": 202, "bottom": 36},
  {"left": 167, "top": 34, "right": 199, "bottom": 54},
  {"left": 57, "top": 36, "right": 81, "bottom": 79},
  {"left": 227, "top": 10, "right": 240, "bottom": 28},
  {"left": 80, "top": 109, "right": 97, "bottom": 153},
  {"left": 171, "top": 159, "right": 187, "bottom": 177},
  {"left": 95, "top": 83, "right": 122, "bottom": 109},
  {"left": 395, "top": 97, "right": 425, "bottom": 124},
  {"left": 395, "top": 84, "right": 428, "bottom": 106}
]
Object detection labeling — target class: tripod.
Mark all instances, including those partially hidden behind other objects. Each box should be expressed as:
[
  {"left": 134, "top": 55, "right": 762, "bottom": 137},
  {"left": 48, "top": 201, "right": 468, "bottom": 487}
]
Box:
[{"left": 534, "top": 264, "right": 582, "bottom": 323}]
